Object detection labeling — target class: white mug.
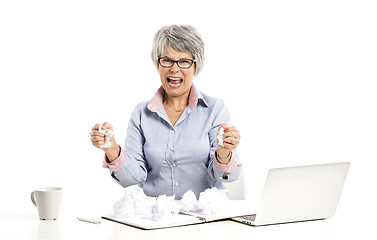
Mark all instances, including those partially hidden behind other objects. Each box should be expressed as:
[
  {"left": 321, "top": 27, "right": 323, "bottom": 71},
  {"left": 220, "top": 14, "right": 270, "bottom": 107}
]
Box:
[{"left": 31, "top": 187, "right": 63, "bottom": 220}]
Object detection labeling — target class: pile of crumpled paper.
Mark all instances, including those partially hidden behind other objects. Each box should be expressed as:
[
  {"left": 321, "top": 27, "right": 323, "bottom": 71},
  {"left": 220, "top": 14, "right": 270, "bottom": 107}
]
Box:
[{"left": 113, "top": 185, "right": 229, "bottom": 221}]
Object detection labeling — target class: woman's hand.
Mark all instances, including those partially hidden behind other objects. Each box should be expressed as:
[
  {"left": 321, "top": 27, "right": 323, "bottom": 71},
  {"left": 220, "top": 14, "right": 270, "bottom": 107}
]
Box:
[
  {"left": 90, "top": 122, "right": 120, "bottom": 161},
  {"left": 216, "top": 123, "right": 241, "bottom": 163}
]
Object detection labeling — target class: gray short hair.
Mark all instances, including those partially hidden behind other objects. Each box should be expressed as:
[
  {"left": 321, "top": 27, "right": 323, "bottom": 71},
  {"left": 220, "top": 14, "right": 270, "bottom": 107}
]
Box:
[{"left": 151, "top": 25, "right": 205, "bottom": 76}]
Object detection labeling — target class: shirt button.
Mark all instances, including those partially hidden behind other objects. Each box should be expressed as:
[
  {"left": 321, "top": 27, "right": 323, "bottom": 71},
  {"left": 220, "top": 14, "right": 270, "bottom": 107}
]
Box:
[
  {"left": 171, "top": 130, "right": 175, "bottom": 134},
  {"left": 170, "top": 147, "right": 174, "bottom": 151},
  {"left": 175, "top": 181, "right": 179, "bottom": 186},
  {"left": 173, "top": 163, "right": 176, "bottom": 167}
]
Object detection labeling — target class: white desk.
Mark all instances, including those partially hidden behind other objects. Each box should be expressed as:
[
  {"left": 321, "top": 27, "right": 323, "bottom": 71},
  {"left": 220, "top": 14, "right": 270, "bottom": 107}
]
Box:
[{"left": 1, "top": 201, "right": 374, "bottom": 240}]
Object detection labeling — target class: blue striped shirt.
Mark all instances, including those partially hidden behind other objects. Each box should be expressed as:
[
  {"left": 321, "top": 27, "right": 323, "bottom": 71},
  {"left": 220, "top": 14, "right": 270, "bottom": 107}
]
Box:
[{"left": 108, "top": 84, "right": 241, "bottom": 199}]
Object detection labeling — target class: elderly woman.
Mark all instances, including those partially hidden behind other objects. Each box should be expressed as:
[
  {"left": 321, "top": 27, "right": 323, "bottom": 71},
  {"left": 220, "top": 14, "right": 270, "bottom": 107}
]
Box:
[{"left": 90, "top": 25, "right": 241, "bottom": 199}]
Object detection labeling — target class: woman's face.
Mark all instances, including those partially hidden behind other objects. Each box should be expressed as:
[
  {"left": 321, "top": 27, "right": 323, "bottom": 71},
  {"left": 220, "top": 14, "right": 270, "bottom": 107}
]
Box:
[{"left": 159, "top": 46, "right": 196, "bottom": 99}]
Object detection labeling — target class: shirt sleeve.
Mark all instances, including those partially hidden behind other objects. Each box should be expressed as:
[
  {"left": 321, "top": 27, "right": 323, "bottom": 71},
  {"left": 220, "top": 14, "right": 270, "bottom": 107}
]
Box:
[
  {"left": 208, "top": 99, "right": 242, "bottom": 182},
  {"left": 213, "top": 151, "right": 238, "bottom": 173},
  {"left": 104, "top": 103, "right": 148, "bottom": 188},
  {"left": 102, "top": 148, "right": 125, "bottom": 171}
]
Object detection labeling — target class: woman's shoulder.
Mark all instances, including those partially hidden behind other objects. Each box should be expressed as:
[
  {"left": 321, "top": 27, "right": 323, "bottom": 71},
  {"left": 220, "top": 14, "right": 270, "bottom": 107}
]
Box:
[
  {"left": 198, "top": 90, "right": 225, "bottom": 109},
  {"left": 127, "top": 101, "right": 152, "bottom": 123},
  {"left": 135, "top": 100, "right": 149, "bottom": 108},
  {"left": 133, "top": 101, "right": 150, "bottom": 113}
]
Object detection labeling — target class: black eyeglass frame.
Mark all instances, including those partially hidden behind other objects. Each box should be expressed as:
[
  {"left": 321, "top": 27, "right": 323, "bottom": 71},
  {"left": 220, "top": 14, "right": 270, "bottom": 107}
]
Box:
[{"left": 158, "top": 57, "right": 196, "bottom": 69}]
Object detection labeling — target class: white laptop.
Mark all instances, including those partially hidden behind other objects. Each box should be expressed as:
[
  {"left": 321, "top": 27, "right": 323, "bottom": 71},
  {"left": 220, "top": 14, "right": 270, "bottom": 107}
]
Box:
[{"left": 232, "top": 162, "right": 350, "bottom": 226}]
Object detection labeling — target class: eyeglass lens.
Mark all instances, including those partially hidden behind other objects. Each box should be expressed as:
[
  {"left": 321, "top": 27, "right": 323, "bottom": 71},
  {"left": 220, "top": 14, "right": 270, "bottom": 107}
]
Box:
[{"left": 159, "top": 58, "right": 194, "bottom": 69}]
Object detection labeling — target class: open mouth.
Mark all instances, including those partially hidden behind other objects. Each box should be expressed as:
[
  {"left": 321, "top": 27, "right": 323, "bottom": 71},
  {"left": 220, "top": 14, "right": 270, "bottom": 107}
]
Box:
[{"left": 167, "top": 77, "right": 183, "bottom": 88}]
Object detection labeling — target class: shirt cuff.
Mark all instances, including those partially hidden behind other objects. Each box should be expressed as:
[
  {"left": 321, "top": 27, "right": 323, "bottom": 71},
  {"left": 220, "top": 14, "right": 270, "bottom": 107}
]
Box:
[
  {"left": 102, "top": 148, "right": 125, "bottom": 172},
  {"left": 214, "top": 151, "right": 238, "bottom": 173}
]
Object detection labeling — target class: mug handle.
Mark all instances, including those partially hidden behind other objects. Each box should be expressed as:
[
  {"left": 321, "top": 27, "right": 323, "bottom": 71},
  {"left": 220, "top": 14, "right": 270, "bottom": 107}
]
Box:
[{"left": 31, "top": 192, "right": 37, "bottom": 206}]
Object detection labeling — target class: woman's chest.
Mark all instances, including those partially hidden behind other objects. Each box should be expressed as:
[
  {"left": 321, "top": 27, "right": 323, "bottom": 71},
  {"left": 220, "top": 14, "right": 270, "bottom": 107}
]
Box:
[{"left": 142, "top": 115, "right": 212, "bottom": 168}]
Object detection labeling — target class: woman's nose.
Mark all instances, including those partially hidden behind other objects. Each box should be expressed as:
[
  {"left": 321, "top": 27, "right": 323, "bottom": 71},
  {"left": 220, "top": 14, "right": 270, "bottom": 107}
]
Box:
[{"left": 169, "top": 62, "right": 180, "bottom": 72}]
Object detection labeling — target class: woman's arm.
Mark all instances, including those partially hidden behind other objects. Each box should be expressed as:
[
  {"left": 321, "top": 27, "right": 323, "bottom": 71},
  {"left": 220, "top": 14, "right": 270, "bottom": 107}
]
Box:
[
  {"left": 208, "top": 100, "right": 242, "bottom": 182},
  {"left": 92, "top": 104, "right": 149, "bottom": 187}
]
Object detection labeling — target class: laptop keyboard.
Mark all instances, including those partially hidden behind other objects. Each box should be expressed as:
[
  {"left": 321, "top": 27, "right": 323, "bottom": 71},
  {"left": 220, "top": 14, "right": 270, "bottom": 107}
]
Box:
[{"left": 242, "top": 215, "right": 256, "bottom": 221}]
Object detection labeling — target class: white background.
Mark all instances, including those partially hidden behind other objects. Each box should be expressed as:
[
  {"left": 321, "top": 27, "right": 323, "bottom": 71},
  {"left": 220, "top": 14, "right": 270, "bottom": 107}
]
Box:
[{"left": 1, "top": 0, "right": 376, "bottom": 238}]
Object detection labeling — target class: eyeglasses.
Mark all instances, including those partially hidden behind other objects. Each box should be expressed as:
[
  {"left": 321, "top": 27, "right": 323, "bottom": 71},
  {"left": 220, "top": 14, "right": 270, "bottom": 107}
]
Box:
[{"left": 158, "top": 57, "right": 196, "bottom": 69}]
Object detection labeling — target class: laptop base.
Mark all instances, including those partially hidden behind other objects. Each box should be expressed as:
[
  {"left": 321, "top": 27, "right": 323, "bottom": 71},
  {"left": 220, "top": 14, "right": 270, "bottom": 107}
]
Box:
[{"left": 231, "top": 215, "right": 326, "bottom": 227}]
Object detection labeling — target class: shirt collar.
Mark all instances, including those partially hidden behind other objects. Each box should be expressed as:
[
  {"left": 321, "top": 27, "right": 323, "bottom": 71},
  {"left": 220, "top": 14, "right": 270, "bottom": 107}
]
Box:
[{"left": 147, "top": 84, "right": 208, "bottom": 112}]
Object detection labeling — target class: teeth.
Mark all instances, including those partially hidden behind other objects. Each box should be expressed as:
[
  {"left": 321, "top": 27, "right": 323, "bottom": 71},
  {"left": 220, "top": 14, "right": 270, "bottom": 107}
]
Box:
[
  {"left": 169, "top": 82, "right": 182, "bottom": 86},
  {"left": 167, "top": 77, "right": 183, "bottom": 87},
  {"left": 169, "top": 77, "right": 181, "bottom": 81}
]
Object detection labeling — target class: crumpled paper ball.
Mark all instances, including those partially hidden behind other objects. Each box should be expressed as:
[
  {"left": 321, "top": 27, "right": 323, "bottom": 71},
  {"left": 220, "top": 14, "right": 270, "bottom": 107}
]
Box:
[
  {"left": 113, "top": 185, "right": 180, "bottom": 221},
  {"left": 180, "top": 190, "right": 199, "bottom": 212},
  {"left": 98, "top": 123, "right": 113, "bottom": 148},
  {"left": 152, "top": 195, "right": 180, "bottom": 221},
  {"left": 198, "top": 187, "right": 229, "bottom": 214},
  {"left": 217, "top": 127, "right": 225, "bottom": 147},
  {"left": 113, "top": 185, "right": 148, "bottom": 216}
]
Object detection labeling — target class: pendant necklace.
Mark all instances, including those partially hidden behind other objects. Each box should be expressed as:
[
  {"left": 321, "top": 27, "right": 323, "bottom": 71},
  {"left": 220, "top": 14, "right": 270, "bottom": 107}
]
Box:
[{"left": 165, "top": 100, "right": 187, "bottom": 113}]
